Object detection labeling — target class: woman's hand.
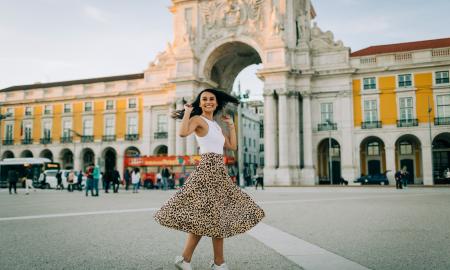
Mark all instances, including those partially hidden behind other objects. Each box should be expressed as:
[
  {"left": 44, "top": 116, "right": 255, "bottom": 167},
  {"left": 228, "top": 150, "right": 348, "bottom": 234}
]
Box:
[
  {"left": 184, "top": 103, "right": 193, "bottom": 116},
  {"left": 221, "top": 115, "right": 234, "bottom": 128}
]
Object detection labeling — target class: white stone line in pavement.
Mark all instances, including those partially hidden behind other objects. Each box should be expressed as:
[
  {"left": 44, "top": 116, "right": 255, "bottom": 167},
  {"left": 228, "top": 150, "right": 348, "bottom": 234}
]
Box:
[
  {"left": 0, "top": 208, "right": 158, "bottom": 222},
  {"left": 247, "top": 223, "right": 370, "bottom": 270},
  {"left": 257, "top": 193, "right": 431, "bottom": 205}
]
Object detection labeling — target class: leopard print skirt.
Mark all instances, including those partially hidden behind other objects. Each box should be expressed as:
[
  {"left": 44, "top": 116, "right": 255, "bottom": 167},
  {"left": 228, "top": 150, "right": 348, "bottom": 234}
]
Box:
[{"left": 153, "top": 152, "right": 265, "bottom": 238}]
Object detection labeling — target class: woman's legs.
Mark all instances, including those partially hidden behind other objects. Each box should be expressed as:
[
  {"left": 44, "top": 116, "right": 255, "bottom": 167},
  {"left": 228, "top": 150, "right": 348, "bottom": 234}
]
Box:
[
  {"left": 212, "top": 237, "right": 225, "bottom": 265},
  {"left": 181, "top": 233, "right": 202, "bottom": 262}
]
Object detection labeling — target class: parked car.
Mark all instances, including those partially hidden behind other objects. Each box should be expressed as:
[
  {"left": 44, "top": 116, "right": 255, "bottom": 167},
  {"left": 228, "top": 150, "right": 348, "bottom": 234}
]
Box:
[
  {"left": 354, "top": 170, "right": 390, "bottom": 185},
  {"left": 36, "top": 170, "right": 67, "bottom": 189}
]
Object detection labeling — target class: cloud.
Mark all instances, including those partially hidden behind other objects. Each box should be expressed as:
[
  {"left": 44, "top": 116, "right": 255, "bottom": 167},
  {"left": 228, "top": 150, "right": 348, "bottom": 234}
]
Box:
[{"left": 83, "top": 5, "right": 109, "bottom": 24}]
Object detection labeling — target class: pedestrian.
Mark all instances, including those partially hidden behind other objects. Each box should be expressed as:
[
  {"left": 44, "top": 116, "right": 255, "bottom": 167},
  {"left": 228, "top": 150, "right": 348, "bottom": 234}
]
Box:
[
  {"left": 154, "top": 89, "right": 265, "bottom": 270},
  {"left": 8, "top": 169, "right": 19, "bottom": 194},
  {"left": 92, "top": 165, "right": 100, "bottom": 196},
  {"left": 161, "top": 166, "right": 171, "bottom": 191},
  {"left": 113, "top": 168, "right": 121, "bottom": 193},
  {"left": 446, "top": 168, "right": 450, "bottom": 182},
  {"left": 76, "top": 170, "right": 83, "bottom": 191},
  {"left": 85, "top": 164, "right": 95, "bottom": 197},
  {"left": 395, "top": 169, "right": 403, "bottom": 189},
  {"left": 254, "top": 165, "right": 264, "bottom": 190},
  {"left": 156, "top": 171, "right": 162, "bottom": 189},
  {"left": 24, "top": 164, "right": 35, "bottom": 194},
  {"left": 401, "top": 166, "right": 409, "bottom": 188},
  {"left": 67, "top": 169, "right": 75, "bottom": 192},
  {"left": 104, "top": 169, "right": 113, "bottom": 193},
  {"left": 124, "top": 168, "right": 131, "bottom": 191},
  {"left": 131, "top": 167, "right": 140, "bottom": 193},
  {"left": 56, "top": 171, "right": 63, "bottom": 190}
]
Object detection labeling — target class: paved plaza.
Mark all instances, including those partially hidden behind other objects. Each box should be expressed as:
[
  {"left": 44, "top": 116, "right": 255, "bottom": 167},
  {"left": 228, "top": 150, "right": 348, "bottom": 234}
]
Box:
[{"left": 0, "top": 186, "right": 449, "bottom": 270}]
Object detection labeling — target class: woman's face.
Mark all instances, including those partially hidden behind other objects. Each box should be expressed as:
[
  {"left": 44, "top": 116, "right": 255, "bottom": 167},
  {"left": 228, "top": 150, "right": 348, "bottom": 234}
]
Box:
[{"left": 199, "top": 91, "right": 218, "bottom": 113}]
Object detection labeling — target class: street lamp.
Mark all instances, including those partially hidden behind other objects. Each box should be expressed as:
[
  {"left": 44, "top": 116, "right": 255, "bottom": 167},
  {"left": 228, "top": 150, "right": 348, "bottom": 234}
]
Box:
[
  {"left": 326, "top": 119, "right": 333, "bottom": 185},
  {"left": 427, "top": 97, "right": 434, "bottom": 184},
  {"left": 235, "top": 82, "right": 249, "bottom": 188},
  {"left": 0, "top": 112, "right": 13, "bottom": 182}
]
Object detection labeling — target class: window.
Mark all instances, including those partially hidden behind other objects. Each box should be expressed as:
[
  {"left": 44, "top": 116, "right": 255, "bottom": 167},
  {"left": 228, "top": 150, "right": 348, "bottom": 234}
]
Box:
[
  {"left": 62, "top": 121, "right": 72, "bottom": 137},
  {"left": 25, "top": 107, "right": 33, "bottom": 116},
  {"left": 398, "top": 74, "right": 412, "bottom": 88},
  {"left": 363, "top": 77, "right": 376, "bottom": 90},
  {"left": 157, "top": 115, "right": 167, "bottom": 132},
  {"left": 399, "top": 97, "right": 413, "bottom": 120},
  {"left": 6, "top": 108, "right": 14, "bottom": 116},
  {"left": 127, "top": 117, "right": 138, "bottom": 135},
  {"left": 24, "top": 122, "right": 32, "bottom": 139},
  {"left": 364, "top": 100, "right": 378, "bottom": 122},
  {"left": 104, "top": 117, "right": 115, "bottom": 135},
  {"left": 128, "top": 98, "right": 137, "bottom": 109},
  {"left": 399, "top": 141, "right": 413, "bottom": 155},
  {"left": 437, "top": 95, "right": 450, "bottom": 117},
  {"left": 44, "top": 105, "right": 52, "bottom": 115},
  {"left": 106, "top": 100, "right": 114, "bottom": 110},
  {"left": 436, "top": 71, "right": 449, "bottom": 84},
  {"left": 367, "top": 142, "right": 380, "bottom": 156},
  {"left": 84, "top": 102, "right": 93, "bottom": 112},
  {"left": 64, "top": 103, "right": 72, "bottom": 113},
  {"left": 5, "top": 124, "right": 13, "bottom": 140},
  {"left": 321, "top": 103, "right": 333, "bottom": 123},
  {"left": 43, "top": 122, "right": 51, "bottom": 138},
  {"left": 244, "top": 136, "right": 247, "bottom": 147},
  {"left": 83, "top": 119, "right": 93, "bottom": 135}
]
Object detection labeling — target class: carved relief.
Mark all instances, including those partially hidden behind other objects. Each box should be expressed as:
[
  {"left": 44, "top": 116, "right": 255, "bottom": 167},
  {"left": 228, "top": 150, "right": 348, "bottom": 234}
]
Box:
[{"left": 310, "top": 22, "right": 345, "bottom": 50}]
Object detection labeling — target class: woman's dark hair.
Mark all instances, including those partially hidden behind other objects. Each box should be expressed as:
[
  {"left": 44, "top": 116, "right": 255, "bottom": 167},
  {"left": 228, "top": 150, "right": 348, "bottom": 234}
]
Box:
[{"left": 171, "top": 88, "right": 239, "bottom": 119}]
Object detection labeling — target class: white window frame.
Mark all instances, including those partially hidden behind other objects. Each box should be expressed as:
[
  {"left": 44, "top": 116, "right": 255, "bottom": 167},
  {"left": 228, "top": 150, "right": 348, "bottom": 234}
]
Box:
[
  {"left": 82, "top": 118, "right": 93, "bottom": 136},
  {"left": 6, "top": 107, "right": 14, "bottom": 117},
  {"left": 62, "top": 120, "right": 72, "bottom": 137},
  {"left": 63, "top": 103, "right": 72, "bottom": 114},
  {"left": 436, "top": 94, "right": 450, "bottom": 118},
  {"left": 5, "top": 123, "right": 14, "bottom": 140},
  {"left": 128, "top": 98, "right": 137, "bottom": 109},
  {"left": 43, "top": 105, "right": 53, "bottom": 115},
  {"left": 363, "top": 99, "right": 378, "bottom": 122},
  {"left": 23, "top": 121, "right": 33, "bottom": 139},
  {"left": 105, "top": 99, "right": 115, "bottom": 111},
  {"left": 25, "top": 106, "right": 33, "bottom": 116},
  {"left": 156, "top": 114, "right": 167, "bottom": 133},
  {"left": 127, "top": 116, "right": 138, "bottom": 135},
  {"left": 42, "top": 120, "right": 52, "bottom": 139},
  {"left": 435, "top": 70, "right": 450, "bottom": 85},
  {"left": 320, "top": 103, "right": 334, "bottom": 123},
  {"left": 363, "top": 77, "right": 377, "bottom": 90},
  {"left": 84, "top": 101, "right": 93, "bottom": 112},
  {"left": 398, "top": 96, "right": 415, "bottom": 121},
  {"left": 104, "top": 116, "right": 115, "bottom": 136},
  {"left": 397, "top": 74, "right": 413, "bottom": 88}
]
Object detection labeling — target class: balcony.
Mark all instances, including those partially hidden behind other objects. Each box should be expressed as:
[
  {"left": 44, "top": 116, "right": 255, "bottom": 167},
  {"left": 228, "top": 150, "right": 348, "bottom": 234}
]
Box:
[
  {"left": 102, "top": 135, "right": 116, "bottom": 142},
  {"left": 397, "top": 119, "right": 418, "bottom": 127},
  {"left": 21, "top": 138, "right": 33, "bottom": 145},
  {"left": 317, "top": 122, "right": 337, "bottom": 131},
  {"left": 60, "top": 136, "right": 73, "bottom": 143},
  {"left": 125, "top": 134, "right": 139, "bottom": 141},
  {"left": 2, "top": 139, "right": 14, "bottom": 145},
  {"left": 154, "top": 132, "right": 168, "bottom": 139},
  {"left": 81, "top": 135, "right": 94, "bottom": 143},
  {"left": 361, "top": 121, "right": 382, "bottom": 129},
  {"left": 434, "top": 117, "right": 450, "bottom": 126},
  {"left": 40, "top": 137, "right": 52, "bottom": 144}
]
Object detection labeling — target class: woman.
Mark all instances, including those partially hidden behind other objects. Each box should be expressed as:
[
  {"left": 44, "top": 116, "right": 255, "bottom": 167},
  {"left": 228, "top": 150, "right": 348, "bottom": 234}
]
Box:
[
  {"left": 131, "top": 167, "right": 140, "bottom": 193},
  {"left": 154, "top": 89, "right": 265, "bottom": 270}
]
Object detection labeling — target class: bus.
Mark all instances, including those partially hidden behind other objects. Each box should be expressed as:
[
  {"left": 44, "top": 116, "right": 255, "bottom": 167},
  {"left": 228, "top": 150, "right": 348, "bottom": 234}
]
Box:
[
  {"left": 124, "top": 155, "right": 236, "bottom": 188},
  {"left": 0, "top": 158, "right": 60, "bottom": 188}
]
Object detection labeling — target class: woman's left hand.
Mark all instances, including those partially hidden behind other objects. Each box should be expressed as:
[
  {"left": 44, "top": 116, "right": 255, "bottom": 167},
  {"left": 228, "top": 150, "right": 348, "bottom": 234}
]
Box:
[{"left": 221, "top": 115, "right": 234, "bottom": 126}]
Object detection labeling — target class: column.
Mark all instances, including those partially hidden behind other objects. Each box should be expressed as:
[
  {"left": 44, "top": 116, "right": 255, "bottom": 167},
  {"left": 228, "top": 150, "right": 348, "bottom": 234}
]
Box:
[
  {"left": 276, "top": 89, "right": 291, "bottom": 184},
  {"left": 384, "top": 145, "right": 396, "bottom": 186},
  {"left": 116, "top": 154, "right": 124, "bottom": 182},
  {"left": 301, "top": 92, "right": 315, "bottom": 185},
  {"left": 142, "top": 106, "right": 152, "bottom": 155},
  {"left": 168, "top": 102, "right": 176, "bottom": 155},
  {"left": 340, "top": 93, "right": 357, "bottom": 184},
  {"left": 288, "top": 92, "right": 301, "bottom": 183},
  {"left": 175, "top": 99, "right": 186, "bottom": 155},
  {"left": 263, "top": 89, "right": 278, "bottom": 184},
  {"left": 422, "top": 145, "right": 433, "bottom": 185}
]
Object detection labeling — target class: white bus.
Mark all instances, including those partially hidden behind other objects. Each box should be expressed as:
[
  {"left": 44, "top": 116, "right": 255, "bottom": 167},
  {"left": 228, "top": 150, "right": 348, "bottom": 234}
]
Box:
[{"left": 0, "top": 158, "right": 60, "bottom": 188}]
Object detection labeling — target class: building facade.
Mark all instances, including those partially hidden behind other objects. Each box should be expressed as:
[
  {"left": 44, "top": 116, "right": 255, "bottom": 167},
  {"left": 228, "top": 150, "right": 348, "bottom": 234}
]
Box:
[{"left": 1, "top": 0, "right": 449, "bottom": 185}]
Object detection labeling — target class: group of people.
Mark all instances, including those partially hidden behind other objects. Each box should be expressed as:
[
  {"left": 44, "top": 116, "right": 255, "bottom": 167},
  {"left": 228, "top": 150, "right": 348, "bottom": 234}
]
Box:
[{"left": 394, "top": 166, "right": 410, "bottom": 189}]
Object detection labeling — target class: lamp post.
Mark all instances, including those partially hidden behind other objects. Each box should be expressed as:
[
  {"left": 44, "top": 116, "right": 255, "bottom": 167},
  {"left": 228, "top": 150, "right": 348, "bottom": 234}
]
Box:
[
  {"left": 427, "top": 97, "right": 434, "bottom": 184},
  {"left": 235, "top": 82, "right": 249, "bottom": 188},
  {"left": 326, "top": 119, "right": 333, "bottom": 185},
  {"left": 0, "top": 112, "right": 13, "bottom": 182}
]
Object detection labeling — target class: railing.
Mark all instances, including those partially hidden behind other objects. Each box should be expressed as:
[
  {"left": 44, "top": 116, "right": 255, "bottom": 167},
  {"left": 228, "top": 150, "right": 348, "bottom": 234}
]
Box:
[
  {"left": 2, "top": 139, "right": 14, "bottom": 145},
  {"left": 397, "top": 119, "right": 418, "bottom": 127},
  {"left": 81, "top": 136, "right": 94, "bottom": 143},
  {"left": 317, "top": 122, "right": 337, "bottom": 131},
  {"left": 102, "top": 135, "right": 116, "bottom": 142},
  {"left": 154, "top": 132, "right": 168, "bottom": 139},
  {"left": 40, "top": 138, "right": 52, "bottom": 144},
  {"left": 434, "top": 117, "right": 450, "bottom": 126},
  {"left": 21, "top": 138, "right": 33, "bottom": 145},
  {"left": 361, "top": 121, "right": 382, "bottom": 129},
  {"left": 125, "top": 134, "right": 139, "bottom": 141},
  {"left": 60, "top": 136, "right": 73, "bottom": 143}
]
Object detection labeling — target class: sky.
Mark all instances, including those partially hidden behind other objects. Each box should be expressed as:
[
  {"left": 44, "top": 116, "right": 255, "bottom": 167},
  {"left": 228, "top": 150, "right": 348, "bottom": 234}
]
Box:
[{"left": 1, "top": 0, "right": 450, "bottom": 100}]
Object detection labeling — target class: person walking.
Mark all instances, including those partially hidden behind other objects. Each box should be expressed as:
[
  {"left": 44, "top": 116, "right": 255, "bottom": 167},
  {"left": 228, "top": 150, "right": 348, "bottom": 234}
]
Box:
[
  {"left": 85, "top": 164, "right": 95, "bottom": 197},
  {"left": 254, "top": 165, "right": 264, "bottom": 190},
  {"left": 124, "top": 168, "right": 131, "bottom": 191},
  {"left": 67, "top": 169, "right": 75, "bottom": 192},
  {"left": 92, "top": 165, "right": 100, "bottom": 197},
  {"left": 395, "top": 169, "right": 403, "bottom": 190},
  {"left": 131, "top": 167, "right": 140, "bottom": 193},
  {"left": 76, "top": 170, "right": 83, "bottom": 191},
  {"left": 161, "top": 166, "right": 171, "bottom": 191},
  {"left": 24, "top": 165, "right": 35, "bottom": 194},
  {"left": 154, "top": 89, "right": 265, "bottom": 270},
  {"left": 104, "top": 169, "right": 113, "bottom": 193},
  {"left": 401, "top": 166, "right": 409, "bottom": 188},
  {"left": 113, "top": 168, "right": 121, "bottom": 193},
  {"left": 8, "top": 169, "right": 19, "bottom": 195},
  {"left": 56, "top": 170, "right": 63, "bottom": 190}
]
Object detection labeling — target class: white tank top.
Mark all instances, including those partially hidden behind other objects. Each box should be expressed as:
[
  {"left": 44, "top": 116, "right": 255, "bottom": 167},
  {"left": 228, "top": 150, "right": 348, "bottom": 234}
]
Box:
[{"left": 195, "top": 116, "right": 225, "bottom": 155}]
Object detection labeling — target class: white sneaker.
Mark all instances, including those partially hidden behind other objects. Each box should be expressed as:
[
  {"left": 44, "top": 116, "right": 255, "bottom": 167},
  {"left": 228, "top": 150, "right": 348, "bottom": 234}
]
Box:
[
  {"left": 175, "top": 256, "right": 192, "bottom": 270},
  {"left": 210, "top": 261, "right": 229, "bottom": 270}
]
